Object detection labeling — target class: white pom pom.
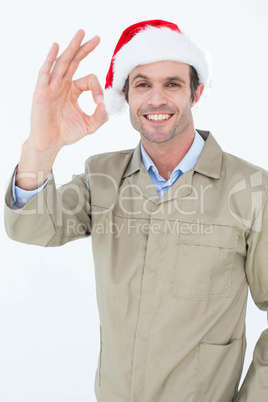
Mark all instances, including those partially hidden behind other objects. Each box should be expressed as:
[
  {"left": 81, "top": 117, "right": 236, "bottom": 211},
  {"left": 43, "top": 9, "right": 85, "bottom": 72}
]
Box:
[{"left": 104, "top": 88, "right": 127, "bottom": 115}]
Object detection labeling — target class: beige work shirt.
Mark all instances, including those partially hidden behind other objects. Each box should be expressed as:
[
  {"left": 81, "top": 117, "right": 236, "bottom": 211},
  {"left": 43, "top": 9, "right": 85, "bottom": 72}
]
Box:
[{"left": 5, "top": 131, "right": 268, "bottom": 401}]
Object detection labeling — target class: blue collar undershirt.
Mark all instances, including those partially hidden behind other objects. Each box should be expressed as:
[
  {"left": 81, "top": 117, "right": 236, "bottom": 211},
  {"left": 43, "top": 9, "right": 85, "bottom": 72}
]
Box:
[{"left": 140, "top": 130, "right": 205, "bottom": 197}]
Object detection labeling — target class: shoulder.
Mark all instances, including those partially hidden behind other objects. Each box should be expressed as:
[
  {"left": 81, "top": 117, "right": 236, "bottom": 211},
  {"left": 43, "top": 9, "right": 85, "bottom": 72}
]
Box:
[
  {"left": 222, "top": 151, "right": 268, "bottom": 185},
  {"left": 85, "top": 148, "right": 135, "bottom": 173},
  {"left": 200, "top": 130, "right": 268, "bottom": 189},
  {"left": 83, "top": 147, "right": 140, "bottom": 193}
]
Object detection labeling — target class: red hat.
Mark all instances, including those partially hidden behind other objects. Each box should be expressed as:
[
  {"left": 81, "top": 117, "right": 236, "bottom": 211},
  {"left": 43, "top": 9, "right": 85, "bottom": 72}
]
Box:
[{"left": 104, "top": 20, "right": 211, "bottom": 114}]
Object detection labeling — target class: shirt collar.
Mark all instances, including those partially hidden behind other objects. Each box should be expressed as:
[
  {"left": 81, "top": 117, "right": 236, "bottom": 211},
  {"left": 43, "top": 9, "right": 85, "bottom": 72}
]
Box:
[
  {"left": 122, "top": 130, "right": 223, "bottom": 180},
  {"left": 140, "top": 130, "right": 205, "bottom": 176}
]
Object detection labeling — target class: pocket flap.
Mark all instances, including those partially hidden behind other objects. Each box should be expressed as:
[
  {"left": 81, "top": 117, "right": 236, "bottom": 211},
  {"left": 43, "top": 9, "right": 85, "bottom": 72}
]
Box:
[{"left": 180, "top": 224, "right": 239, "bottom": 249}]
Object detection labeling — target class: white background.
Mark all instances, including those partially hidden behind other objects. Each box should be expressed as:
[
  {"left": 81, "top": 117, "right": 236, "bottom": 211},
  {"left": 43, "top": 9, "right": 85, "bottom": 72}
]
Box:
[{"left": 1, "top": 0, "right": 268, "bottom": 401}]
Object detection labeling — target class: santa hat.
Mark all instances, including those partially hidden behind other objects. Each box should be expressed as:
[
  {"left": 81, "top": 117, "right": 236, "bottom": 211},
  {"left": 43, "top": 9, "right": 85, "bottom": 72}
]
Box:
[{"left": 104, "top": 19, "right": 211, "bottom": 114}]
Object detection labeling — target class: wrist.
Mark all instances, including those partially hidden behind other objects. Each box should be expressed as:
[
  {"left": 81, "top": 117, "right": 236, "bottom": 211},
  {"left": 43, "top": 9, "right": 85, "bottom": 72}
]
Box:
[
  {"left": 24, "top": 136, "right": 61, "bottom": 158},
  {"left": 15, "top": 139, "right": 58, "bottom": 190}
]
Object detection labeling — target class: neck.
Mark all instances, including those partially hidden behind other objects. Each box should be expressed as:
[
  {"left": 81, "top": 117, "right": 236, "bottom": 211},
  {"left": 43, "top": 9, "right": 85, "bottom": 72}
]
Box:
[{"left": 141, "top": 125, "right": 195, "bottom": 181}]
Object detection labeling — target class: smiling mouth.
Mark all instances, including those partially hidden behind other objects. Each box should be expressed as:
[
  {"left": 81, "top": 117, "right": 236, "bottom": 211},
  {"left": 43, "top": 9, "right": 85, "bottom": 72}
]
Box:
[{"left": 144, "top": 114, "right": 173, "bottom": 122}]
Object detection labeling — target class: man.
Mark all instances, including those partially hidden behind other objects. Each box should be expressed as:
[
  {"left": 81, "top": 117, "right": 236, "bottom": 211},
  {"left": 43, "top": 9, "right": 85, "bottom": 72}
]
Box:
[{"left": 4, "top": 20, "right": 268, "bottom": 401}]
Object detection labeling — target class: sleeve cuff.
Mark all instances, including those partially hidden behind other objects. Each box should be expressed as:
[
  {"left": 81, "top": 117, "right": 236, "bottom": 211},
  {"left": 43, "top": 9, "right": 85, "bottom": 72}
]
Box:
[{"left": 12, "top": 167, "right": 51, "bottom": 209}]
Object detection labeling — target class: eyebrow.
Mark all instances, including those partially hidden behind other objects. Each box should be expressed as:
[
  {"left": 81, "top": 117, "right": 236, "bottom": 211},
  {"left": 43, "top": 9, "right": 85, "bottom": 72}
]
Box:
[
  {"left": 166, "top": 76, "right": 186, "bottom": 85},
  {"left": 130, "top": 74, "right": 149, "bottom": 84},
  {"left": 130, "top": 74, "right": 186, "bottom": 85}
]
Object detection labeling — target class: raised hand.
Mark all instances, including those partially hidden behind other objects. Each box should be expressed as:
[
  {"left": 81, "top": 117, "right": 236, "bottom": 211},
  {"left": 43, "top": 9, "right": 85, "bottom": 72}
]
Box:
[
  {"left": 16, "top": 30, "right": 108, "bottom": 190},
  {"left": 30, "top": 30, "right": 108, "bottom": 153}
]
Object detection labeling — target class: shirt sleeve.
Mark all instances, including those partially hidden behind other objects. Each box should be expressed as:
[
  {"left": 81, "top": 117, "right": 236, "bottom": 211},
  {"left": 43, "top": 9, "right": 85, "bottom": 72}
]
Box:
[
  {"left": 235, "top": 190, "right": 268, "bottom": 401},
  {"left": 12, "top": 167, "right": 51, "bottom": 209},
  {"left": 5, "top": 167, "right": 91, "bottom": 247}
]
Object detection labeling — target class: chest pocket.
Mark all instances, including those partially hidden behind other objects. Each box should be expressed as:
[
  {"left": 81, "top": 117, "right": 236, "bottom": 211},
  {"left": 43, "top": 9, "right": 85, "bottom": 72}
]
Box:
[{"left": 172, "top": 224, "right": 239, "bottom": 301}]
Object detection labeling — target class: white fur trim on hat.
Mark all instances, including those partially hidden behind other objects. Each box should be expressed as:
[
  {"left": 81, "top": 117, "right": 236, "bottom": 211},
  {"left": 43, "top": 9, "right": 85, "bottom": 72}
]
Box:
[
  {"left": 105, "top": 26, "right": 211, "bottom": 114},
  {"left": 103, "top": 87, "right": 127, "bottom": 115}
]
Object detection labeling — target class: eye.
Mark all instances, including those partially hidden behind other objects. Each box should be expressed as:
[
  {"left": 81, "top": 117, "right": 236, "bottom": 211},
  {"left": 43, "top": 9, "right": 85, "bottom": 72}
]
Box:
[
  {"left": 135, "top": 82, "right": 150, "bottom": 88},
  {"left": 167, "top": 82, "right": 181, "bottom": 88}
]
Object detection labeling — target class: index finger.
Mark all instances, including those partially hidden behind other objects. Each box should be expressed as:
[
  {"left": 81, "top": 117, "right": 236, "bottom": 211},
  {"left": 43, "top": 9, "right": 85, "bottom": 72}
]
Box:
[
  {"left": 64, "top": 36, "right": 101, "bottom": 80},
  {"left": 74, "top": 73, "right": 104, "bottom": 105}
]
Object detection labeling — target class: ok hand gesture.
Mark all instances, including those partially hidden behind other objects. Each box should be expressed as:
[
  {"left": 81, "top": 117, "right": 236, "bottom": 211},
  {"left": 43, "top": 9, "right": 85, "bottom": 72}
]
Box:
[
  {"left": 17, "top": 30, "right": 109, "bottom": 190},
  {"left": 30, "top": 30, "right": 108, "bottom": 153}
]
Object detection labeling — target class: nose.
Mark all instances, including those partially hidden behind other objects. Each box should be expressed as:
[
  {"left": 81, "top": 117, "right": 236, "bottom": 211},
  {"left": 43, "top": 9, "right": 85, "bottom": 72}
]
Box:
[{"left": 147, "top": 86, "right": 168, "bottom": 108}]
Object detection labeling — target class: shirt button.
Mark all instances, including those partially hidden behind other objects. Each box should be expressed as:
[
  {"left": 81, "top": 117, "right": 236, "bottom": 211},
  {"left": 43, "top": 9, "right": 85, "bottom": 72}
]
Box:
[
  {"left": 21, "top": 199, "right": 28, "bottom": 205},
  {"left": 160, "top": 190, "right": 165, "bottom": 196},
  {"left": 152, "top": 167, "right": 156, "bottom": 173}
]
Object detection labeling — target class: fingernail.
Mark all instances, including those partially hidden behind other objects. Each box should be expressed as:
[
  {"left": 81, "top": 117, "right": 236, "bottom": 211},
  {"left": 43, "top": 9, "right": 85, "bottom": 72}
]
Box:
[{"left": 97, "top": 95, "right": 104, "bottom": 104}]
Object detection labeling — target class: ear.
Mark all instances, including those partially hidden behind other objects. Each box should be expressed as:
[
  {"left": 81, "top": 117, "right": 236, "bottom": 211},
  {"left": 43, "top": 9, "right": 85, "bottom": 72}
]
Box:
[
  {"left": 191, "top": 83, "right": 204, "bottom": 107},
  {"left": 123, "top": 86, "right": 129, "bottom": 104}
]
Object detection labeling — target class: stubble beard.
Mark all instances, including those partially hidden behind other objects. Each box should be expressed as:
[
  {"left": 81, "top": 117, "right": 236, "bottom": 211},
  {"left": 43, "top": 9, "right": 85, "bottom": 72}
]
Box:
[{"left": 130, "top": 103, "right": 192, "bottom": 144}]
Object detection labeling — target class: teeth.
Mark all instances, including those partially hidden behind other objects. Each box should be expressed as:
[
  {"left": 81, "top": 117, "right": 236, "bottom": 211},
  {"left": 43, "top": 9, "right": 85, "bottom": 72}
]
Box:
[{"left": 146, "top": 114, "right": 171, "bottom": 121}]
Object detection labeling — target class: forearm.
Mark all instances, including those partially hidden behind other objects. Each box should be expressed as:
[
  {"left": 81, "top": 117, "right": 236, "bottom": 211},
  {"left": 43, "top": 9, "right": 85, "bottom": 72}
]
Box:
[
  {"left": 236, "top": 191, "right": 268, "bottom": 400},
  {"left": 16, "top": 137, "right": 59, "bottom": 190},
  {"left": 5, "top": 169, "right": 91, "bottom": 247}
]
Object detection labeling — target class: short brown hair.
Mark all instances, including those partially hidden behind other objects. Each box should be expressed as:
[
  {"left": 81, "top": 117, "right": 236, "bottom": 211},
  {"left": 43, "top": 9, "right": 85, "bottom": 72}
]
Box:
[{"left": 124, "top": 65, "right": 200, "bottom": 103}]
